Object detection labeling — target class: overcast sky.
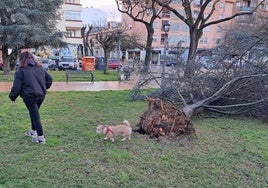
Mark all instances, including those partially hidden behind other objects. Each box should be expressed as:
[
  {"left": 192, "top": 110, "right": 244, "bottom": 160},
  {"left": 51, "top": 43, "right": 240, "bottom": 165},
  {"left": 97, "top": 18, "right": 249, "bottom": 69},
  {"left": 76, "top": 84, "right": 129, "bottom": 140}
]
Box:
[{"left": 80, "top": 0, "right": 121, "bottom": 21}]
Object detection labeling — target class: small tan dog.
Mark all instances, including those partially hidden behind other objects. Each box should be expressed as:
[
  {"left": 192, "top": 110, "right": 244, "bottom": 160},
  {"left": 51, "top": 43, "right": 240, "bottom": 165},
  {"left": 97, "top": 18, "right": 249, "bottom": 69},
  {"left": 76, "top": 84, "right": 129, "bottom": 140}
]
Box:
[{"left": 96, "top": 120, "right": 132, "bottom": 142}]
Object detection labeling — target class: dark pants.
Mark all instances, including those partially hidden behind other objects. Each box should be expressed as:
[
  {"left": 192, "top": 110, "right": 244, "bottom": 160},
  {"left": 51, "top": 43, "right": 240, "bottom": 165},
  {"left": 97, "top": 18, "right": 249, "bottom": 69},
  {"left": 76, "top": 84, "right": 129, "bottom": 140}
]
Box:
[{"left": 24, "top": 98, "right": 44, "bottom": 136}]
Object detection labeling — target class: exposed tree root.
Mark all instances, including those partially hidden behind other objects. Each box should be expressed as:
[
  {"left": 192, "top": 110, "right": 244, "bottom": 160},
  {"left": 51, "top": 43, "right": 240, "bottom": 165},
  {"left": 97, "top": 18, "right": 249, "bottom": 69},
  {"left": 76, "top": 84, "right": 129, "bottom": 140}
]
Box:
[{"left": 135, "top": 98, "right": 196, "bottom": 138}]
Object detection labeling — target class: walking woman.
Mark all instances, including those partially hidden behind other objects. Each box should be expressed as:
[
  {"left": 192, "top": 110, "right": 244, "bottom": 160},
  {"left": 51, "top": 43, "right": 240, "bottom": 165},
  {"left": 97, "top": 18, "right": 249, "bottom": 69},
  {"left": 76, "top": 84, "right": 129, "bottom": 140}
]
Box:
[{"left": 9, "top": 51, "right": 53, "bottom": 144}]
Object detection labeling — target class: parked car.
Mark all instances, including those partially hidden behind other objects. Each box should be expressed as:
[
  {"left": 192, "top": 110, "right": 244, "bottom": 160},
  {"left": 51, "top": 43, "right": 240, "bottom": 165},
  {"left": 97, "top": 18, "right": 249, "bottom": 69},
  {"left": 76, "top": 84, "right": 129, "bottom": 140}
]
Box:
[
  {"left": 48, "top": 62, "right": 59, "bottom": 71},
  {"left": 40, "top": 59, "right": 53, "bottom": 71},
  {"left": 58, "top": 57, "right": 78, "bottom": 70},
  {"left": 95, "top": 56, "right": 105, "bottom": 70},
  {"left": 15, "top": 58, "right": 53, "bottom": 70},
  {"left": 166, "top": 61, "right": 177, "bottom": 67},
  {"left": 108, "top": 58, "right": 122, "bottom": 69}
]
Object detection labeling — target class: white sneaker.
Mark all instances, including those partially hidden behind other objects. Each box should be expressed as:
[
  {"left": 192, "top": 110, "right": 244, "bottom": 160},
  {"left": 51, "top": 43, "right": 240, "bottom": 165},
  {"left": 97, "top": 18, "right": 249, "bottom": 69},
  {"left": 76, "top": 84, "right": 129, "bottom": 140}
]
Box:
[
  {"left": 25, "top": 130, "right": 37, "bottom": 138},
  {"left": 32, "top": 136, "right": 46, "bottom": 144}
]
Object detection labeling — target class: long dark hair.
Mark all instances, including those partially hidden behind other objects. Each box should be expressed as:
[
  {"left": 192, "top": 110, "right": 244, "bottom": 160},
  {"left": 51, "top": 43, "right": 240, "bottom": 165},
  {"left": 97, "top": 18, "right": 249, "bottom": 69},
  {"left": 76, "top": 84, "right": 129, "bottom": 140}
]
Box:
[{"left": 19, "top": 52, "right": 42, "bottom": 68}]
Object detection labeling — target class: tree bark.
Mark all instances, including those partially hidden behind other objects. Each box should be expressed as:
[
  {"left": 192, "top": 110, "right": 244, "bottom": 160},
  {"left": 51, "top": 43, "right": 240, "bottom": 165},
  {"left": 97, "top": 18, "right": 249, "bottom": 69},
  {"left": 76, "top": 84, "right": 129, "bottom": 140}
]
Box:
[
  {"left": 184, "top": 28, "right": 202, "bottom": 77},
  {"left": 2, "top": 45, "right": 11, "bottom": 74},
  {"left": 143, "top": 25, "right": 154, "bottom": 72}
]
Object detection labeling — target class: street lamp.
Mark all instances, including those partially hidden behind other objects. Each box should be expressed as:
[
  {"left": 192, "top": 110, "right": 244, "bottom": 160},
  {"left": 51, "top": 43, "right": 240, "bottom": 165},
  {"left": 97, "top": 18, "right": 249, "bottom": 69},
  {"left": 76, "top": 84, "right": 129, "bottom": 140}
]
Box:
[
  {"left": 117, "top": 30, "right": 122, "bottom": 62},
  {"left": 162, "top": 22, "right": 170, "bottom": 74},
  {"left": 117, "top": 30, "right": 122, "bottom": 81}
]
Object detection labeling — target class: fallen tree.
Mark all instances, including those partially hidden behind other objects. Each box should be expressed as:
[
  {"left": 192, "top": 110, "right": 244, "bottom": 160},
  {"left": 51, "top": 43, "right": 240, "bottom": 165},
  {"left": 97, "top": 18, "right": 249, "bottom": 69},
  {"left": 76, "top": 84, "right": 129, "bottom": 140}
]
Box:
[
  {"left": 132, "top": 73, "right": 268, "bottom": 138},
  {"left": 130, "top": 9, "right": 268, "bottom": 137}
]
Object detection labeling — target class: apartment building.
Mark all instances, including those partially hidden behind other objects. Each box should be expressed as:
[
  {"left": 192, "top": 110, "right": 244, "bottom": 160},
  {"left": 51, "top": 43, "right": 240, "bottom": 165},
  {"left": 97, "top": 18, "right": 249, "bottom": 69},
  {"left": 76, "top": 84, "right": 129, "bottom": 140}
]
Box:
[
  {"left": 50, "top": 0, "right": 83, "bottom": 60},
  {"left": 122, "top": 0, "right": 267, "bottom": 64}
]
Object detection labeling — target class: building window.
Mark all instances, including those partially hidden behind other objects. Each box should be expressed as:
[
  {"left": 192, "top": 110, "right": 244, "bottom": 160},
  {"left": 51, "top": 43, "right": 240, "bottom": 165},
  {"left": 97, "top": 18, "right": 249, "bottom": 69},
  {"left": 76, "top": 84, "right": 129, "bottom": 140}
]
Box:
[
  {"left": 194, "top": 0, "right": 201, "bottom": 6},
  {"left": 160, "top": 33, "right": 168, "bottom": 44},
  {"left": 219, "top": 2, "right": 225, "bottom": 8},
  {"left": 65, "top": 0, "right": 74, "bottom": 3},
  {"left": 66, "top": 29, "right": 76, "bottom": 38},
  {"left": 161, "top": 20, "right": 170, "bottom": 31},
  {"left": 162, "top": 8, "right": 170, "bottom": 18},
  {"left": 200, "top": 38, "right": 209, "bottom": 44},
  {"left": 153, "top": 36, "right": 158, "bottom": 42},
  {"left": 65, "top": 11, "right": 81, "bottom": 21},
  {"left": 146, "top": 8, "right": 153, "bottom": 15},
  {"left": 236, "top": 2, "right": 241, "bottom": 7},
  {"left": 128, "top": 24, "right": 132, "bottom": 30}
]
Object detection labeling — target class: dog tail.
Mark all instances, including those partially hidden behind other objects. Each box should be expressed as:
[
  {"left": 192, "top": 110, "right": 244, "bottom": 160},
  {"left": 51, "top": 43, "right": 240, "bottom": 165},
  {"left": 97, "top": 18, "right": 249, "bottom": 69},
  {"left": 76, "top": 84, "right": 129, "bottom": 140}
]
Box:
[{"left": 123, "top": 120, "right": 130, "bottom": 127}]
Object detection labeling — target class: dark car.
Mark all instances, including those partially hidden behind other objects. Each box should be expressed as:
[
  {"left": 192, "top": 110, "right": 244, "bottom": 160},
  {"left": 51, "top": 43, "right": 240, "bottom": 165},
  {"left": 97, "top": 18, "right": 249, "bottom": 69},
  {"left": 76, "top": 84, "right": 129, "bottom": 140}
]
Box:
[
  {"left": 48, "top": 62, "right": 59, "bottom": 71},
  {"left": 166, "top": 61, "right": 177, "bottom": 67},
  {"left": 95, "top": 57, "right": 105, "bottom": 70},
  {"left": 108, "top": 58, "right": 122, "bottom": 69}
]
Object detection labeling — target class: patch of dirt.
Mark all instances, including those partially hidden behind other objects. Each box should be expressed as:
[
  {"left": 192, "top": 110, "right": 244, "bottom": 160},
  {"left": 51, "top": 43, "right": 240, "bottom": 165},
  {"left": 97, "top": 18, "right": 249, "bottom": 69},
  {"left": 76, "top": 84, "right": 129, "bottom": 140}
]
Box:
[{"left": 135, "top": 98, "right": 196, "bottom": 138}]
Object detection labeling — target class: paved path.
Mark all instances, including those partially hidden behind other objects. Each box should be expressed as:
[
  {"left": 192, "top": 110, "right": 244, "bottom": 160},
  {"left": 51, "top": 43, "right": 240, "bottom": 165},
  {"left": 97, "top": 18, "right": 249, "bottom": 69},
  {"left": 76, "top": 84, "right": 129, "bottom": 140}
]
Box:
[
  {"left": 0, "top": 65, "right": 163, "bottom": 92},
  {"left": 0, "top": 80, "right": 159, "bottom": 92}
]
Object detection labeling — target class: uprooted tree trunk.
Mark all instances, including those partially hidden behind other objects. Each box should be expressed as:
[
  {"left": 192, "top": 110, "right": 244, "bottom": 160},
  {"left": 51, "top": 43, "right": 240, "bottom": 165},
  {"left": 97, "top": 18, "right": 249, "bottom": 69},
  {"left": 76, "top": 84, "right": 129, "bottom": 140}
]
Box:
[{"left": 136, "top": 97, "right": 196, "bottom": 137}]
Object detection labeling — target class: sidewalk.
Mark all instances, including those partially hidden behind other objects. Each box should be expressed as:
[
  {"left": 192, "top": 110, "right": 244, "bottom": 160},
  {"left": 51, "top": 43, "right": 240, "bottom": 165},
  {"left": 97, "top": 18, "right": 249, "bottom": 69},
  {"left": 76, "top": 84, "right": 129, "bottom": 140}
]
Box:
[
  {"left": 0, "top": 79, "right": 159, "bottom": 92},
  {"left": 0, "top": 65, "right": 163, "bottom": 92}
]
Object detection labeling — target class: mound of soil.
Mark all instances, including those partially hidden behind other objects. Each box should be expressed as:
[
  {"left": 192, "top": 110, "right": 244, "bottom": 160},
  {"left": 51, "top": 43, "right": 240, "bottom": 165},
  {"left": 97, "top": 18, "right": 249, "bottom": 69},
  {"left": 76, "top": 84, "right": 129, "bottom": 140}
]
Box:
[{"left": 135, "top": 98, "right": 196, "bottom": 138}]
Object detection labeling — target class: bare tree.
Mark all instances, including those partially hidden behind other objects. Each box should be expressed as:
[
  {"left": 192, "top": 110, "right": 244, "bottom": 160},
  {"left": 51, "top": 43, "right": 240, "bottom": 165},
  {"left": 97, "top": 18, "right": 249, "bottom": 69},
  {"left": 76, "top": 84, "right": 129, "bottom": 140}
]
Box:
[
  {"left": 81, "top": 25, "right": 93, "bottom": 56},
  {"left": 120, "top": 32, "right": 144, "bottom": 53},
  {"left": 131, "top": 10, "right": 267, "bottom": 132},
  {"left": 121, "top": 1, "right": 268, "bottom": 137},
  {"left": 94, "top": 28, "right": 119, "bottom": 74},
  {"left": 115, "top": 0, "right": 163, "bottom": 71},
  {"left": 216, "top": 12, "right": 268, "bottom": 75},
  {"left": 156, "top": 0, "right": 265, "bottom": 77}
]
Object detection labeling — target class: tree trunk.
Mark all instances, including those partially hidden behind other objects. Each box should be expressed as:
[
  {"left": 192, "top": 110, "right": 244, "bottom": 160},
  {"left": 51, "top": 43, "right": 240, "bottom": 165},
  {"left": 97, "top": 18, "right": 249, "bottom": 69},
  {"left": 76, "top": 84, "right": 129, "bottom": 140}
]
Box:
[
  {"left": 143, "top": 25, "right": 154, "bottom": 72},
  {"left": 184, "top": 29, "right": 200, "bottom": 77},
  {"left": 103, "top": 50, "right": 109, "bottom": 74},
  {"left": 2, "top": 45, "right": 11, "bottom": 74}
]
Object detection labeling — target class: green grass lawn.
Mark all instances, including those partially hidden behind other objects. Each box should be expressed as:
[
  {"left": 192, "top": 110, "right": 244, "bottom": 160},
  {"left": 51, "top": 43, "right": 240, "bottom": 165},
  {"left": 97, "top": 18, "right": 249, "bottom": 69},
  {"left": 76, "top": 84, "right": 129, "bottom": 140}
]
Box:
[
  {"left": 0, "top": 70, "right": 119, "bottom": 82},
  {"left": 0, "top": 91, "right": 267, "bottom": 187}
]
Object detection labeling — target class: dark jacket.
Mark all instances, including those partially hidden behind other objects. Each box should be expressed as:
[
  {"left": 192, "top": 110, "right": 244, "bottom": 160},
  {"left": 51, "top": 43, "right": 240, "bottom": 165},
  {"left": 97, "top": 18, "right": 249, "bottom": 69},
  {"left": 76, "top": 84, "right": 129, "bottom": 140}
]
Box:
[{"left": 9, "top": 64, "right": 53, "bottom": 102}]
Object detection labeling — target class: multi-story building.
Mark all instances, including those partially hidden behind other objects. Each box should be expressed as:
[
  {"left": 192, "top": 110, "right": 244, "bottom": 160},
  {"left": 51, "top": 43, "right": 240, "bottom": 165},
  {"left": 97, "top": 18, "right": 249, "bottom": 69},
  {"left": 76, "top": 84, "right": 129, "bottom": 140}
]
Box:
[
  {"left": 50, "top": 0, "right": 83, "bottom": 60},
  {"left": 121, "top": 0, "right": 267, "bottom": 64}
]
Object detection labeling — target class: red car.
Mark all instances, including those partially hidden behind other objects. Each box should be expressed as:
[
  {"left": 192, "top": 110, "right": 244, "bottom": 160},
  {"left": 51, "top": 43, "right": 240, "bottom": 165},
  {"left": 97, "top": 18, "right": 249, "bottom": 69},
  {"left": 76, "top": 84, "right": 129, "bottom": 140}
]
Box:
[{"left": 108, "top": 58, "right": 122, "bottom": 69}]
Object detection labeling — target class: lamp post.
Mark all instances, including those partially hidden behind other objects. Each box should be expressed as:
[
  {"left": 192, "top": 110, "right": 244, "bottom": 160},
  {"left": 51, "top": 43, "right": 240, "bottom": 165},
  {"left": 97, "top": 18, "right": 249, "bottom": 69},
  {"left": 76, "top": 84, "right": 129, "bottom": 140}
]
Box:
[
  {"left": 162, "top": 23, "right": 170, "bottom": 74},
  {"left": 117, "top": 30, "right": 122, "bottom": 81},
  {"left": 117, "top": 30, "right": 122, "bottom": 62}
]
